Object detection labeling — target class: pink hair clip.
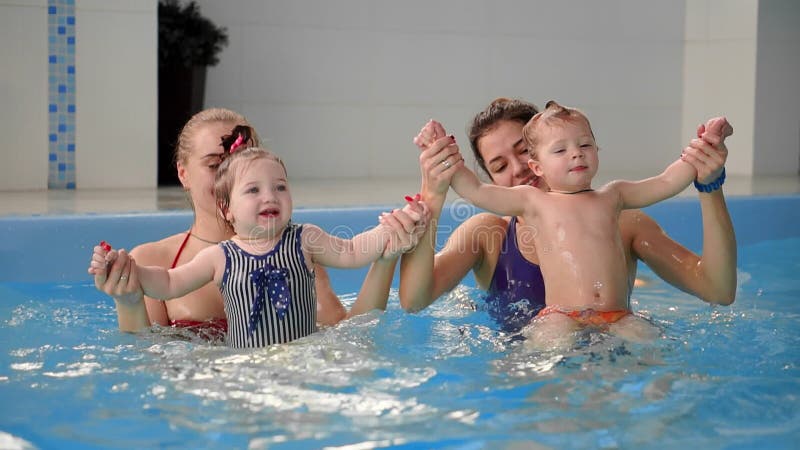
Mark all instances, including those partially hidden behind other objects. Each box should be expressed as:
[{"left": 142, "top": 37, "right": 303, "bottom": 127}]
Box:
[{"left": 229, "top": 133, "right": 244, "bottom": 153}]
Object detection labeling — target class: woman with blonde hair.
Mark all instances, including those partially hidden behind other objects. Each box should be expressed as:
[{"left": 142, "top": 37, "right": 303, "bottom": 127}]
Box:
[{"left": 94, "top": 108, "right": 420, "bottom": 338}]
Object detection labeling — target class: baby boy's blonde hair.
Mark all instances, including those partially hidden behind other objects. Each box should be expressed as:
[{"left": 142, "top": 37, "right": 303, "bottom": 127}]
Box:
[{"left": 522, "top": 100, "right": 595, "bottom": 160}]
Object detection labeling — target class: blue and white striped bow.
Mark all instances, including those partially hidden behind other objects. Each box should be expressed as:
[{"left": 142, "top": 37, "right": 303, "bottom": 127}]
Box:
[{"left": 248, "top": 265, "right": 291, "bottom": 335}]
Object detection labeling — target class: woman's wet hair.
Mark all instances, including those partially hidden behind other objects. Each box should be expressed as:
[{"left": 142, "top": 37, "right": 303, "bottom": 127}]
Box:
[
  {"left": 467, "top": 98, "right": 539, "bottom": 179},
  {"left": 214, "top": 147, "right": 287, "bottom": 226},
  {"left": 173, "top": 108, "right": 261, "bottom": 167}
]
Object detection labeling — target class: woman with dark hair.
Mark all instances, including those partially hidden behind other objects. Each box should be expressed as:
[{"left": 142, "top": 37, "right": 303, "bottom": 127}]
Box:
[{"left": 399, "top": 98, "right": 736, "bottom": 331}]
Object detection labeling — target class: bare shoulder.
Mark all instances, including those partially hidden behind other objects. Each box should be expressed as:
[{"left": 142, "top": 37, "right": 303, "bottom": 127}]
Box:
[
  {"left": 599, "top": 179, "right": 623, "bottom": 191},
  {"left": 129, "top": 232, "right": 187, "bottom": 267},
  {"left": 595, "top": 180, "right": 628, "bottom": 197}
]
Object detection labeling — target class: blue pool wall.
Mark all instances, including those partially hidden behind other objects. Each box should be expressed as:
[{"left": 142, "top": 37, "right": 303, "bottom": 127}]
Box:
[{"left": 1, "top": 195, "right": 798, "bottom": 293}]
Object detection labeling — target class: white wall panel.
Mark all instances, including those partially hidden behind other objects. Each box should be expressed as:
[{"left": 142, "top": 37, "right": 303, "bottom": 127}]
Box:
[
  {"left": 0, "top": 3, "right": 48, "bottom": 190},
  {"left": 75, "top": 4, "right": 157, "bottom": 189}
]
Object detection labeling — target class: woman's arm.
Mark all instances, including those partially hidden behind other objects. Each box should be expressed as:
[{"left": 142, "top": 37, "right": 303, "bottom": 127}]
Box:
[
  {"left": 93, "top": 243, "right": 172, "bottom": 331},
  {"left": 631, "top": 127, "right": 736, "bottom": 304},
  {"left": 93, "top": 247, "right": 153, "bottom": 331},
  {"left": 399, "top": 122, "right": 504, "bottom": 312},
  {"left": 314, "top": 265, "right": 347, "bottom": 326},
  {"left": 398, "top": 124, "right": 465, "bottom": 312},
  {"left": 347, "top": 258, "right": 398, "bottom": 317},
  {"left": 400, "top": 211, "right": 501, "bottom": 312},
  {"left": 346, "top": 205, "right": 430, "bottom": 317},
  {"left": 628, "top": 205, "right": 735, "bottom": 304}
]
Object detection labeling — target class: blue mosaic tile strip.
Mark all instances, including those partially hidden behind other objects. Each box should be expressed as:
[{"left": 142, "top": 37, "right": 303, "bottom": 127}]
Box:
[{"left": 48, "top": 0, "right": 76, "bottom": 189}]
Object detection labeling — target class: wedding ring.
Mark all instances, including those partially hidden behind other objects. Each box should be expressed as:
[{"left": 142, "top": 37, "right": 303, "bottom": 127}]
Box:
[
  {"left": 120, "top": 275, "right": 128, "bottom": 281},
  {"left": 442, "top": 160, "right": 451, "bottom": 169}
]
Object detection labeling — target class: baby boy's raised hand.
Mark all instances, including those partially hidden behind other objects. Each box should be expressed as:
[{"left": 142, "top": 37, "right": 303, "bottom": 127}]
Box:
[
  {"left": 684, "top": 117, "right": 733, "bottom": 185},
  {"left": 698, "top": 116, "right": 733, "bottom": 143},
  {"left": 413, "top": 119, "right": 447, "bottom": 151}
]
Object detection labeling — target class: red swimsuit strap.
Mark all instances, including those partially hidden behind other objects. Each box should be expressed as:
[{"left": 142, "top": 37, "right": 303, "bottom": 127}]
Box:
[{"left": 171, "top": 230, "right": 192, "bottom": 269}]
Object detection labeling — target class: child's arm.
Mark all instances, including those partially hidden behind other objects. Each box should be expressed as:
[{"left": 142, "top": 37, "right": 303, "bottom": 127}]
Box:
[
  {"left": 448, "top": 142, "right": 532, "bottom": 218},
  {"left": 614, "top": 118, "right": 731, "bottom": 209},
  {"left": 138, "top": 246, "right": 221, "bottom": 300},
  {"left": 303, "top": 202, "right": 426, "bottom": 268},
  {"left": 91, "top": 242, "right": 220, "bottom": 301},
  {"left": 610, "top": 158, "right": 697, "bottom": 210}
]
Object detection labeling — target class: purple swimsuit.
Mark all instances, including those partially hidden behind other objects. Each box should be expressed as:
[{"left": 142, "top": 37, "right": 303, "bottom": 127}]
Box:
[{"left": 485, "top": 217, "right": 546, "bottom": 331}]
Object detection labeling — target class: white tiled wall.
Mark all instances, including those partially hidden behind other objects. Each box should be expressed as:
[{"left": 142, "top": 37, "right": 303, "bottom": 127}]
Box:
[
  {"left": 1, "top": 1, "right": 798, "bottom": 192},
  {"left": 682, "top": 0, "right": 759, "bottom": 175},
  {"left": 753, "top": 0, "right": 800, "bottom": 175},
  {"left": 201, "top": 0, "right": 695, "bottom": 179},
  {"left": 75, "top": 0, "right": 158, "bottom": 188},
  {"left": 75, "top": 0, "right": 157, "bottom": 189},
  {"left": 683, "top": 0, "right": 800, "bottom": 176},
  {"left": 0, "top": 1, "right": 48, "bottom": 190},
  {"left": 0, "top": 0, "right": 156, "bottom": 192}
]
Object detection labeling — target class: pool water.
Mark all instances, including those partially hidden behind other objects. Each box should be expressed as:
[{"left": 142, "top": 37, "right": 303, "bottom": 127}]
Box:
[{"left": 1, "top": 236, "right": 798, "bottom": 449}]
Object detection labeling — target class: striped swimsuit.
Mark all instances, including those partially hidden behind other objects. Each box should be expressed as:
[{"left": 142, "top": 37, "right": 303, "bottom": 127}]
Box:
[{"left": 219, "top": 223, "right": 317, "bottom": 348}]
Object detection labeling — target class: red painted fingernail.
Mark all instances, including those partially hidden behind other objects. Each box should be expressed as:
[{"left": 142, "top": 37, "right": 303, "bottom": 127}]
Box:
[
  {"left": 100, "top": 241, "right": 111, "bottom": 252},
  {"left": 415, "top": 193, "right": 421, "bottom": 201},
  {"left": 405, "top": 195, "right": 414, "bottom": 202}
]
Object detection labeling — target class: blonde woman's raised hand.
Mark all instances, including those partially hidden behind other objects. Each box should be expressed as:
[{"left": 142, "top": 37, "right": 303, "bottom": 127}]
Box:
[{"left": 89, "top": 243, "right": 144, "bottom": 305}]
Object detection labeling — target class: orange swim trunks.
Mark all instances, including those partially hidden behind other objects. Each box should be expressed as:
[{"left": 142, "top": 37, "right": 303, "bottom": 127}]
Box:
[{"left": 536, "top": 306, "right": 629, "bottom": 327}]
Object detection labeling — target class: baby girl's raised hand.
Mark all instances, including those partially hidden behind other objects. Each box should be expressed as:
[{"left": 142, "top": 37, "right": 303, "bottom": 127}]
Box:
[{"left": 379, "top": 194, "right": 431, "bottom": 258}]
